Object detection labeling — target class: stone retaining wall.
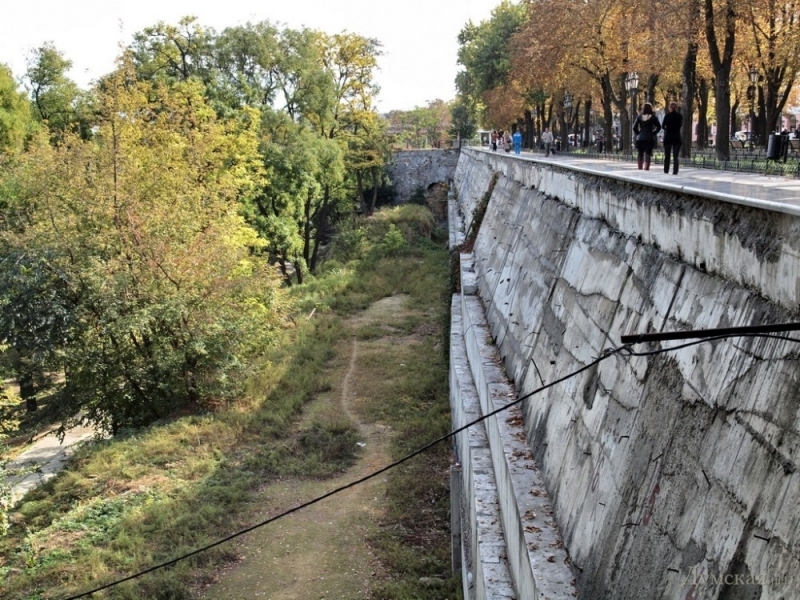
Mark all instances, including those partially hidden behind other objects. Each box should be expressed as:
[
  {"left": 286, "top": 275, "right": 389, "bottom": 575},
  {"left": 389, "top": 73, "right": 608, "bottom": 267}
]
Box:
[{"left": 453, "top": 148, "right": 800, "bottom": 600}]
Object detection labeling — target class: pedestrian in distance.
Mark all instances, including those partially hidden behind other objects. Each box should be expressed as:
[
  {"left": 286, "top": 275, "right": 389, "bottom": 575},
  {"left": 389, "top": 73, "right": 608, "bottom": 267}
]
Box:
[
  {"left": 633, "top": 102, "right": 662, "bottom": 170},
  {"left": 541, "top": 128, "right": 554, "bottom": 157},
  {"left": 504, "top": 134, "right": 512, "bottom": 152},
  {"left": 491, "top": 130, "right": 498, "bottom": 151},
  {"left": 661, "top": 102, "right": 683, "bottom": 175},
  {"left": 513, "top": 130, "right": 522, "bottom": 154}
]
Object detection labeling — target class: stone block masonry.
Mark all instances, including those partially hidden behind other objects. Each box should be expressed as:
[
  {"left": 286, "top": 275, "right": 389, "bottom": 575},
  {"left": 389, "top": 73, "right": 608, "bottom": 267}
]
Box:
[
  {"left": 451, "top": 148, "right": 800, "bottom": 600},
  {"left": 388, "top": 149, "right": 459, "bottom": 205}
]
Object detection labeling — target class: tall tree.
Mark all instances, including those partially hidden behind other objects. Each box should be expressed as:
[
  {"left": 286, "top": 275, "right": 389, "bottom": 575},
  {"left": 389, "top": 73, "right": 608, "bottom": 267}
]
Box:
[
  {"left": 213, "top": 21, "right": 282, "bottom": 109},
  {"left": 24, "top": 43, "right": 81, "bottom": 136},
  {"left": 0, "top": 63, "right": 36, "bottom": 153},
  {"left": 0, "top": 65, "right": 286, "bottom": 432},
  {"left": 250, "top": 112, "right": 344, "bottom": 284},
  {"left": 450, "top": 98, "right": 478, "bottom": 146},
  {"left": 745, "top": 0, "right": 800, "bottom": 137},
  {"left": 130, "top": 16, "right": 215, "bottom": 84},
  {"left": 456, "top": 1, "right": 527, "bottom": 127}
]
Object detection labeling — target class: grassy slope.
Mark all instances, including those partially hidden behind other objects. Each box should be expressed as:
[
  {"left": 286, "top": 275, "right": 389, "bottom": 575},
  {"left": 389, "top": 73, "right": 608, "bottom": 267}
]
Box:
[{"left": 0, "top": 204, "right": 459, "bottom": 600}]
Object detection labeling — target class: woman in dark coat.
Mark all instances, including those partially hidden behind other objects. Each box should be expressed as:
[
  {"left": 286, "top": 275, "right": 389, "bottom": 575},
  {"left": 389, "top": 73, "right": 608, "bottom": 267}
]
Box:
[
  {"left": 661, "top": 102, "right": 683, "bottom": 175},
  {"left": 632, "top": 102, "right": 661, "bottom": 170}
]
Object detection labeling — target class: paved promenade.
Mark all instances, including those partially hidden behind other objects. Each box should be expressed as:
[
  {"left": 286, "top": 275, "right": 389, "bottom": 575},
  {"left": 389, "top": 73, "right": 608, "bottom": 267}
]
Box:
[{"left": 475, "top": 147, "right": 800, "bottom": 216}]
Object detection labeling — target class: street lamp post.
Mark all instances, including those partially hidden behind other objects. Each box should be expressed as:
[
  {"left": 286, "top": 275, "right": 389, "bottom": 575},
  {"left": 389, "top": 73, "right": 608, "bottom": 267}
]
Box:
[
  {"left": 748, "top": 66, "right": 758, "bottom": 146},
  {"left": 625, "top": 71, "right": 639, "bottom": 156}
]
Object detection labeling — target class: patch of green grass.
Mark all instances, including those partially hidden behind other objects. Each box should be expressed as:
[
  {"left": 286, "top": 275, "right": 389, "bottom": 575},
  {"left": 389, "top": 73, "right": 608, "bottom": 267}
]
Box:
[
  {"left": 0, "top": 315, "right": 358, "bottom": 599},
  {"left": 243, "top": 420, "right": 359, "bottom": 477}
]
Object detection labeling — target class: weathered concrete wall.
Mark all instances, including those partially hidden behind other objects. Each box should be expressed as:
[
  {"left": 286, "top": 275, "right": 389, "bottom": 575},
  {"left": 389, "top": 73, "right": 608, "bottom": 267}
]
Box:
[
  {"left": 454, "top": 148, "right": 800, "bottom": 600},
  {"left": 388, "top": 149, "right": 459, "bottom": 205}
]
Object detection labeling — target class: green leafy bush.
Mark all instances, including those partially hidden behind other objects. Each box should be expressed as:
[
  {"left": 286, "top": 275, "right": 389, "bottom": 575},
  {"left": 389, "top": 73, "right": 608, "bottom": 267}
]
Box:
[{"left": 378, "top": 224, "right": 407, "bottom": 256}]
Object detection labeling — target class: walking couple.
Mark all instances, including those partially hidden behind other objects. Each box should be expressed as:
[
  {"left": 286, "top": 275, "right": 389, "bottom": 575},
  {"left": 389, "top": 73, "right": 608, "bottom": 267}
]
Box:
[{"left": 633, "top": 102, "right": 682, "bottom": 174}]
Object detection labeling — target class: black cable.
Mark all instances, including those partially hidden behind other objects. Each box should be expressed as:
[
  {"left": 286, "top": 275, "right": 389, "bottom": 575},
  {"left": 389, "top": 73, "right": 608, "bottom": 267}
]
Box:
[
  {"left": 60, "top": 333, "right": 800, "bottom": 599},
  {"left": 620, "top": 322, "right": 800, "bottom": 344},
  {"left": 622, "top": 332, "right": 800, "bottom": 356}
]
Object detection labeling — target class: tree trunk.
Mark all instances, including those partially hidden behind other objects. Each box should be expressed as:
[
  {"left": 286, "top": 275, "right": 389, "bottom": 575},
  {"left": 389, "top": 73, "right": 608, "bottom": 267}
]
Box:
[
  {"left": 278, "top": 252, "right": 292, "bottom": 286},
  {"left": 645, "top": 74, "right": 658, "bottom": 105},
  {"left": 355, "top": 170, "right": 368, "bottom": 215},
  {"left": 682, "top": 41, "right": 698, "bottom": 158},
  {"left": 714, "top": 68, "right": 732, "bottom": 159},
  {"left": 302, "top": 196, "right": 312, "bottom": 283},
  {"left": 20, "top": 372, "right": 38, "bottom": 412},
  {"left": 583, "top": 99, "right": 592, "bottom": 147},
  {"left": 730, "top": 98, "right": 740, "bottom": 139},
  {"left": 757, "top": 87, "right": 766, "bottom": 145},
  {"left": 369, "top": 167, "right": 380, "bottom": 214},
  {"left": 601, "top": 73, "right": 615, "bottom": 153},
  {"left": 524, "top": 109, "right": 533, "bottom": 149},
  {"left": 697, "top": 78, "right": 709, "bottom": 149},
  {"left": 704, "top": 0, "right": 735, "bottom": 160},
  {"left": 609, "top": 72, "right": 631, "bottom": 154},
  {"left": 13, "top": 349, "right": 38, "bottom": 412},
  {"left": 309, "top": 185, "right": 331, "bottom": 274},
  {"left": 764, "top": 73, "right": 789, "bottom": 135}
]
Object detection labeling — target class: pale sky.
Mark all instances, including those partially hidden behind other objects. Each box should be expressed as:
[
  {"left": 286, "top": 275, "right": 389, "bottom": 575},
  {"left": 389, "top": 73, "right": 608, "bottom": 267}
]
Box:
[{"left": 0, "top": 0, "right": 501, "bottom": 112}]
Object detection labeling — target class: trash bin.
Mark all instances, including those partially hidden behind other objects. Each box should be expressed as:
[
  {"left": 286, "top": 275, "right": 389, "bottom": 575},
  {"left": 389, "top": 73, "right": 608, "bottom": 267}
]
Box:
[{"left": 767, "top": 133, "right": 783, "bottom": 160}]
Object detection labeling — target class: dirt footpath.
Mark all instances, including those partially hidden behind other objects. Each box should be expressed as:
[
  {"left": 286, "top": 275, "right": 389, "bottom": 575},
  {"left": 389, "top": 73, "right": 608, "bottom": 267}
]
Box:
[{"left": 201, "top": 295, "right": 418, "bottom": 599}]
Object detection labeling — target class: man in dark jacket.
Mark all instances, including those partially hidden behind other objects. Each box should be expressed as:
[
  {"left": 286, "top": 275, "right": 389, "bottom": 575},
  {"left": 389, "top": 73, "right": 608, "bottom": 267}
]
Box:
[{"left": 661, "top": 102, "right": 683, "bottom": 175}]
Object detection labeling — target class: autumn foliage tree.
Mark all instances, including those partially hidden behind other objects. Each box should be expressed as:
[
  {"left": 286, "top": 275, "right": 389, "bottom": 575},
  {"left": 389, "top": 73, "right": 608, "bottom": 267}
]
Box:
[{"left": 456, "top": 0, "right": 800, "bottom": 156}]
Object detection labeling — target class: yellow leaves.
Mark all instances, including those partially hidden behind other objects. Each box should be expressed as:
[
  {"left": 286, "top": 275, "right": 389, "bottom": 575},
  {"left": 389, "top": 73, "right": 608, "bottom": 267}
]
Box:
[
  {"left": 483, "top": 87, "right": 526, "bottom": 131},
  {"left": 5, "top": 65, "right": 280, "bottom": 306}
]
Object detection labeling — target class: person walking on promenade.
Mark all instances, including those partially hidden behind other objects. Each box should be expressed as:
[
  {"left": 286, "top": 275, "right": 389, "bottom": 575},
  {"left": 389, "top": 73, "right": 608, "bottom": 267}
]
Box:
[
  {"left": 491, "top": 130, "right": 498, "bottom": 151},
  {"left": 504, "top": 133, "right": 512, "bottom": 152},
  {"left": 541, "top": 128, "right": 554, "bottom": 157},
  {"left": 513, "top": 129, "right": 522, "bottom": 154},
  {"left": 633, "top": 102, "right": 661, "bottom": 170},
  {"left": 661, "top": 102, "right": 683, "bottom": 175}
]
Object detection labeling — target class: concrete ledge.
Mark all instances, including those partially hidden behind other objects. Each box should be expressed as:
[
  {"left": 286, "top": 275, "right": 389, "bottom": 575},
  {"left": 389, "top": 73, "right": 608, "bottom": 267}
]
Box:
[
  {"left": 459, "top": 289, "right": 576, "bottom": 598},
  {"left": 460, "top": 253, "right": 478, "bottom": 295},
  {"left": 461, "top": 147, "right": 800, "bottom": 312},
  {"left": 449, "top": 195, "right": 466, "bottom": 250},
  {"left": 451, "top": 296, "right": 515, "bottom": 600}
]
